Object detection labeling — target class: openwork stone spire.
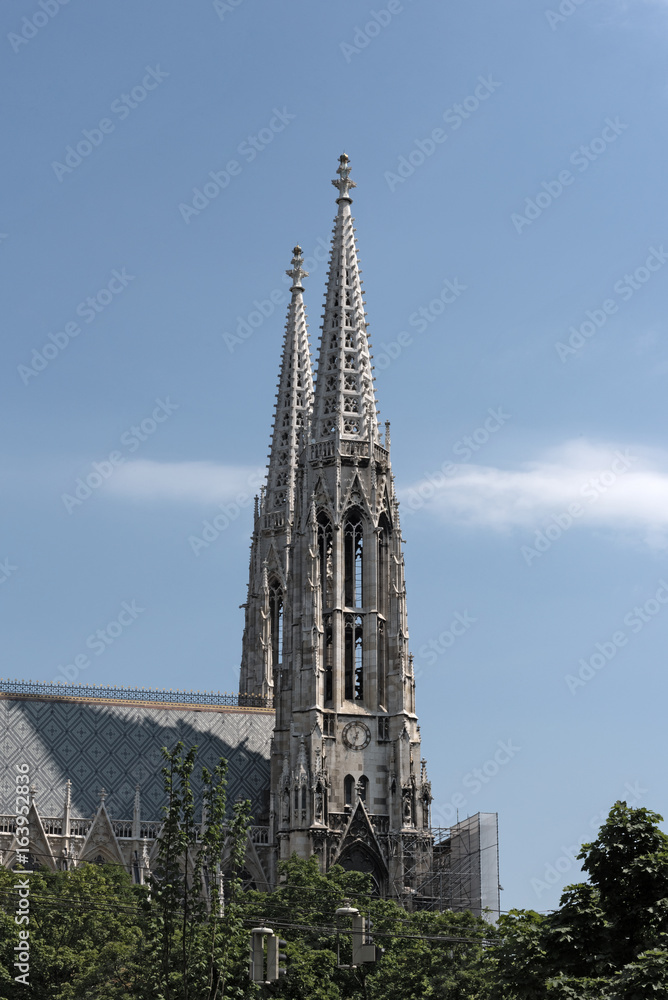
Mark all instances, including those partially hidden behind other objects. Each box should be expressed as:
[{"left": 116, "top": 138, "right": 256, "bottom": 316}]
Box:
[
  {"left": 312, "top": 155, "right": 379, "bottom": 450},
  {"left": 240, "top": 157, "right": 433, "bottom": 901},
  {"left": 265, "top": 246, "right": 314, "bottom": 516}
]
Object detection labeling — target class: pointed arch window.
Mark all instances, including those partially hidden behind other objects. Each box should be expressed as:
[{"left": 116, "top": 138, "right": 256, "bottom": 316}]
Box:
[
  {"left": 318, "top": 514, "right": 333, "bottom": 611},
  {"left": 344, "top": 614, "right": 364, "bottom": 701},
  {"left": 344, "top": 774, "right": 355, "bottom": 808},
  {"left": 345, "top": 509, "right": 364, "bottom": 608},
  {"left": 377, "top": 516, "right": 391, "bottom": 618},
  {"left": 358, "top": 775, "right": 368, "bottom": 803},
  {"left": 324, "top": 613, "right": 333, "bottom": 703},
  {"left": 378, "top": 618, "right": 387, "bottom": 710},
  {"left": 269, "top": 580, "right": 283, "bottom": 668}
]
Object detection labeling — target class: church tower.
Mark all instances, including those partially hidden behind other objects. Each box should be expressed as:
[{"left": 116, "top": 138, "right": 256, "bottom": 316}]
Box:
[{"left": 241, "top": 155, "right": 432, "bottom": 897}]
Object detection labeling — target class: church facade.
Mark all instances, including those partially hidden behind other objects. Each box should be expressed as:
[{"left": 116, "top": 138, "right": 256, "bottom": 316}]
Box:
[{"left": 0, "top": 156, "right": 498, "bottom": 917}]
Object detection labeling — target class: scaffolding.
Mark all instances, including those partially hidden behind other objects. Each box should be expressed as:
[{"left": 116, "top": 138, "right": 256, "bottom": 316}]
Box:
[{"left": 413, "top": 813, "right": 500, "bottom": 922}]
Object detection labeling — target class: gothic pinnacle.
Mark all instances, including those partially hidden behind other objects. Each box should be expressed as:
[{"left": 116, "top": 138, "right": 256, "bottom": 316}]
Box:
[
  {"left": 332, "top": 152, "right": 356, "bottom": 206},
  {"left": 286, "top": 245, "right": 308, "bottom": 292}
]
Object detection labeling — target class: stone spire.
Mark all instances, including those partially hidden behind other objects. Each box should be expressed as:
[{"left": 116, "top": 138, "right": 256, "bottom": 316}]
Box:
[
  {"left": 311, "top": 155, "right": 379, "bottom": 450},
  {"left": 239, "top": 247, "right": 314, "bottom": 700},
  {"left": 264, "top": 246, "right": 314, "bottom": 518},
  {"left": 264, "top": 155, "right": 431, "bottom": 898}
]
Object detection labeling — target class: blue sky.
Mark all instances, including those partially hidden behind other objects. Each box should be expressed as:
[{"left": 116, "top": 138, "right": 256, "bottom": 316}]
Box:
[{"left": 3, "top": 0, "right": 668, "bottom": 913}]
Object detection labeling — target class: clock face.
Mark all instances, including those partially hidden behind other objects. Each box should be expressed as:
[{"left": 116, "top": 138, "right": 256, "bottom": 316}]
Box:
[{"left": 342, "top": 721, "right": 371, "bottom": 750}]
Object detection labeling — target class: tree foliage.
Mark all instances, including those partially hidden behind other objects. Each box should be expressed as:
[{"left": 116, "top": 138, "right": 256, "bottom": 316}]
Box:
[
  {"left": 0, "top": 862, "right": 145, "bottom": 999},
  {"left": 4, "top": 796, "right": 668, "bottom": 999},
  {"left": 0, "top": 742, "right": 253, "bottom": 1000},
  {"left": 140, "top": 741, "right": 253, "bottom": 1000},
  {"left": 493, "top": 801, "right": 668, "bottom": 999},
  {"left": 240, "top": 853, "right": 496, "bottom": 1000}
]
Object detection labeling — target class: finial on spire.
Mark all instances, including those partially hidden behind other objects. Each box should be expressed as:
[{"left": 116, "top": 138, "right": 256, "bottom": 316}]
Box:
[
  {"left": 332, "top": 153, "right": 356, "bottom": 204},
  {"left": 286, "top": 245, "right": 308, "bottom": 291}
]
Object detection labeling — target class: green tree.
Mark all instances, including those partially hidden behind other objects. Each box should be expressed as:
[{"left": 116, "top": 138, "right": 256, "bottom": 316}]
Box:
[
  {"left": 580, "top": 801, "right": 668, "bottom": 967},
  {"left": 492, "top": 801, "right": 668, "bottom": 999},
  {"left": 141, "top": 741, "right": 253, "bottom": 1000},
  {"left": 0, "top": 743, "right": 254, "bottom": 1000},
  {"left": 240, "top": 853, "right": 496, "bottom": 1000},
  {"left": 0, "top": 861, "right": 145, "bottom": 999}
]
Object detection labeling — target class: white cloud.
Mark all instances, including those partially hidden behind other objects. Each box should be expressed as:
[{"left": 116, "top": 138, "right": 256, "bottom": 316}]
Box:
[
  {"left": 400, "top": 440, "right": 668, "bottom": 547},
  {"left": 107, "top": 460, "right": 265, "bottom": 504}
]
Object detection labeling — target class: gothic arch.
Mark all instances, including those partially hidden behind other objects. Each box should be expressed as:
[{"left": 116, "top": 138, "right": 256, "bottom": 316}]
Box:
[
  {"left": 268, "top": 576, "right": 284, "bottom": 669},
  {"left": 317, "top": 511, "right": 334, "bottom": 611},
  {"left": 337, "top": 843, "right": 386, "bottom": 896},
  {"left": 377, "top": 511, "right": 392, "bottom": 619},
  {"left": 341, "top": 473, "right": 373, "bottom": 522},
  {"left": 344, "top": 506, "right": 365, "bottom": 609}
]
